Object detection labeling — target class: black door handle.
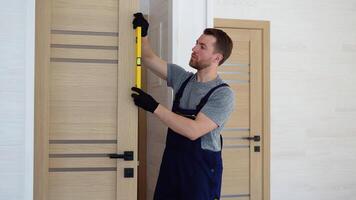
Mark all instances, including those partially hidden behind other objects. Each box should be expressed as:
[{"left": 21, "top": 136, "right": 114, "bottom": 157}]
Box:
[
  {"left": 108, "top": 151, "right": 134, "bottom": 161},
  {"left": 243, "top": 135, "right": 260, "bottom": 142}
]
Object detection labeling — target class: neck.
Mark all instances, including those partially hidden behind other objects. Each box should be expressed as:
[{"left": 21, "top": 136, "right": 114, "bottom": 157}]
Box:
[{"left": 196, "top": 66, "right": 218, "bottom": 82}]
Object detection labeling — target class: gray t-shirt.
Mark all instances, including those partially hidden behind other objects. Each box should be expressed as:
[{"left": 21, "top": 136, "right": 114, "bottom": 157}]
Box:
[{"left": 167, "top": 63, "right": 235, "bottom": 151}]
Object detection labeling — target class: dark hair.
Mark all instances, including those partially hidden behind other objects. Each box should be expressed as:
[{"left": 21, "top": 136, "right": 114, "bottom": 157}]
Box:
[{"left": 203, "top": 28, "right": 233, "bottom": 65}]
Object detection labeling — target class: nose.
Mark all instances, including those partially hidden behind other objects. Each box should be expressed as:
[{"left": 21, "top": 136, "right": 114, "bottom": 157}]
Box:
[{"left": 192, "top": 44, "right": 198, "bottom": 52}]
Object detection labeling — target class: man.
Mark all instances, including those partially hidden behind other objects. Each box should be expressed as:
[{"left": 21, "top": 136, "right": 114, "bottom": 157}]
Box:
[{"left": 131, "top": 13, "right": 235, "bottom": 200}]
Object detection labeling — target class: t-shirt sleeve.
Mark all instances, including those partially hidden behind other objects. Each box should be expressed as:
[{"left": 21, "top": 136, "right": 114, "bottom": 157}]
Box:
[
  {"left": 167, "top": 63, "right": 193, "bottom": 92},
  {"left": 200, "top": 87, "right": 235, "bottom": 127}
]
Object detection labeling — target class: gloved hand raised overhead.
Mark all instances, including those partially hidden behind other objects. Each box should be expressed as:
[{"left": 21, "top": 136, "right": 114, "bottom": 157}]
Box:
[
  {"left": 131, "top": 87, "right": 159, "bottom": 113},
  {"left": 132, "top": 12, "right": 149, "bottom": 37}
]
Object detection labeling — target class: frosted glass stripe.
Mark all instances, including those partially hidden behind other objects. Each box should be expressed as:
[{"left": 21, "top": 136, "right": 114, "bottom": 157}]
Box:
[
  {"left": 223, "top": 128, "right": 250, "bottom": 131},
  {"left": 49, "top": 167, "right": 116, "bottom": 172},
  {"left": 51, "top": 44, "right": 118, "bottom": 50},
  {"left": 224, "top": 80, "right": 249, "bottom": 83},
  {"left": 221, "top": 194, "right": 250, "bottom": 198},
  {"left": 50, "top": 58, "right": 118, "bottom": 64},
  {"left": 51, "top": 29, "right": 118, "bottom": 36},
  {"left": 221, "top": 63, "right": 249, "bottom": 67},
  {"left": 49, "top": 154, "right": 110, "bottom": 158},
  {"left": 49, "top": 140, "right": 117, "bottom": 144},
  {"left": 223, "top": 145, "right": 249, "bottom": 148},
  {"left": 218, "top": 71, "right": 249, "bottom": 74}
]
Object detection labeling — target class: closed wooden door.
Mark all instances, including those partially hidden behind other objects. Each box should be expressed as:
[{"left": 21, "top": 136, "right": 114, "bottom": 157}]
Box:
[
  {"left": 35, "top": 0, "right": 139, "bottom": 199},
  {"left": 214, "top": 19, "right": 270, "bottom": 200}
]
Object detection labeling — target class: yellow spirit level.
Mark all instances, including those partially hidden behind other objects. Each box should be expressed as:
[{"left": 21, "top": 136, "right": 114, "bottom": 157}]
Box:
[{"left": 136, "top": 27, "right": 142, "bottom": 89}]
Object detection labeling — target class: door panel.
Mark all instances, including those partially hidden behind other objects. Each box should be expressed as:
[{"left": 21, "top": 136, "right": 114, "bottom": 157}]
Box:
[
  {"left": 52, "top": 0, "right": 118, "bottom": 32},
  {"left": 49, "top": 172, "right": 116, "bottom": 200},
  {"left": 51, "top": 48, "right": 118, "bottom": 60},
  {"left": 49, "top": 3, "right": 120, "bottom": 198},
  {"left": 222, "top": 148, "right": 250, "bottom": 194},
  {"left": 49, "top": 157, "right": 116, "bottom": 168},
  {"left": 50, "top": 63, "right": 118, "bottom": 140},
  {"left": 215, "top": 22, "right": 267, "bottom": 200},
  {"left": 35, "top": 0, "right": 139, "bottom": 199},
  {"left": 224, "top": 83, "right": 250, "bottom": 128},
  {"left": 51, "top": 34, "right": 118, "bottom": 46}
]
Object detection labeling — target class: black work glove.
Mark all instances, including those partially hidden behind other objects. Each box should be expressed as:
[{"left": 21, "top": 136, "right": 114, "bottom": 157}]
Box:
[
  {"left": 131, "top": 87, "right": 159, "bottom": 113},
  {"left": 132, "top": 12, "right": 149, "bottom": 37}
]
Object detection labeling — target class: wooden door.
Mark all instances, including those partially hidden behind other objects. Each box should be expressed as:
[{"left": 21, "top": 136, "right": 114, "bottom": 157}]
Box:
[
  {"left": 34, "top": 0, "right": 139, "bottom": 199},
  {"left": 214, "top": 19, "right": 270, "bottom": 200}
]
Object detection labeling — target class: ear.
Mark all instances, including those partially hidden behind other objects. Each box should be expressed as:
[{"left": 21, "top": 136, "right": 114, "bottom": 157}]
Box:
[{"left": 215, "top": 53, "right": 223, "bottom": 64}]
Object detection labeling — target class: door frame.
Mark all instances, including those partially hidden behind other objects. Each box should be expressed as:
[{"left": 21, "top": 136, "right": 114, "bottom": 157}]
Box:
[
  {"left": 34, "top": 0, "right": 51, "bottom": 199},
  {"left": 214, "top": 18, "right": 270, "bottom": 200}
]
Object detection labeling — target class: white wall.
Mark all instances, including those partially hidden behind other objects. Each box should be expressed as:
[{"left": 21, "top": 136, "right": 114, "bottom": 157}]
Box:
[
  {"left": 0, "top": 0, "right": 35, "bottom": 200},
  {"left": 214, "top": 0, "right": 356, "bottom": 199},
  {"left": 171, "top": 0, "right": 211, "bottom": 70}
]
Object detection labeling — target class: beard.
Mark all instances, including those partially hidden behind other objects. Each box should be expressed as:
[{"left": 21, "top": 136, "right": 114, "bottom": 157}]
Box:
[{"left": 189, "top": 58, "right": 211, "bottom": 70}]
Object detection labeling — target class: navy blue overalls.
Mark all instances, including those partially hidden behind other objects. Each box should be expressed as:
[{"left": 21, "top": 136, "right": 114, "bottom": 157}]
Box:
[{"left": 154, "top": 75, "right": 229, "bottom": 200}]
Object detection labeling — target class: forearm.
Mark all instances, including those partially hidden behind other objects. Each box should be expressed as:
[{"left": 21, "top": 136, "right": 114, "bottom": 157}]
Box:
[
  {"left": 154, "top": 104, "right": 202, "bottom": 140},
  {"left": 141, "top": 37, "right": 155, "bottom": 61},
  {"left": 141, "top": 37, "right": 167, "bottom": 80},
  {"left": 131, "top": 88, "right": 218, "bottom": 139}
]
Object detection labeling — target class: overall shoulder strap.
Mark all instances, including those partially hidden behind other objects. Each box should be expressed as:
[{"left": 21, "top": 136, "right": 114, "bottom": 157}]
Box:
[
  {"left": 173, "top": 75, "right": 193, "bottom": 106},
  {"left": 196, "top": 83, "right": 230, "bottom": 112}
]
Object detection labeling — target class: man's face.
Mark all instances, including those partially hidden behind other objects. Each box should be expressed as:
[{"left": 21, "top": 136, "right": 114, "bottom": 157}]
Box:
[{"left": 189, "top": 34, "right": 221, "bottom": 70}]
